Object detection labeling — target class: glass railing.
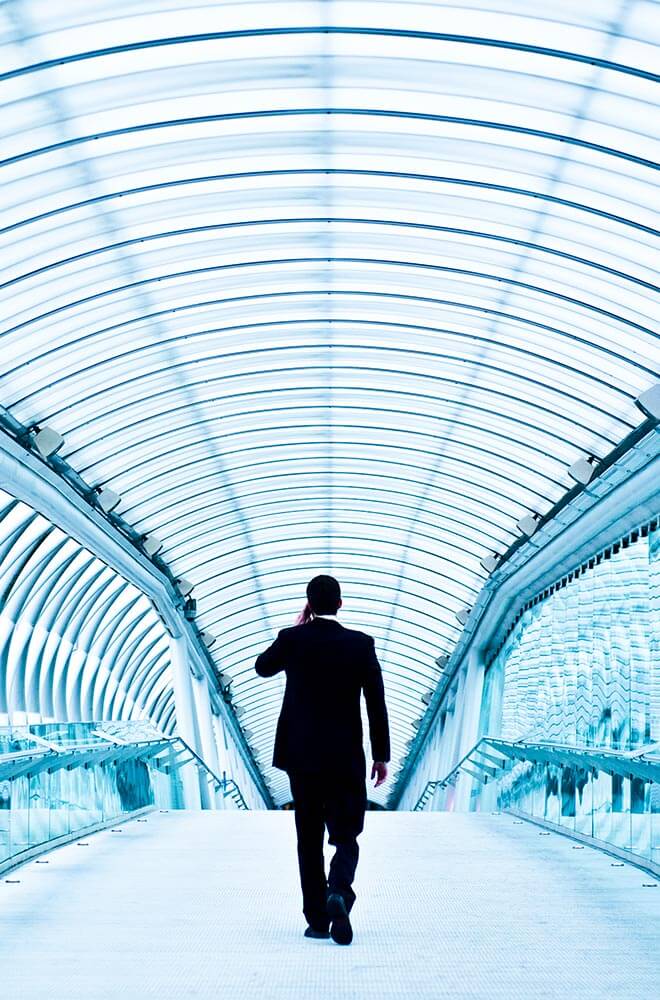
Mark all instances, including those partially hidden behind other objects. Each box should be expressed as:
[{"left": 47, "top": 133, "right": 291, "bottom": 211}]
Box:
[
  {"left": 0, "top": 720, "right": 249, "bottom": 875},
  {"left": 414, "top": 737, "right": 660, "bottom": 874}
]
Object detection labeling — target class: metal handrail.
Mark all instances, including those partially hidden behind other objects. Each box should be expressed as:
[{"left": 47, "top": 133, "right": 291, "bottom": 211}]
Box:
[
  {"left": 165, "top": 736, "right": 250, "bottom": 810},
  {"left": 413, "top": 736, "right": 660, "bottom": 811}
]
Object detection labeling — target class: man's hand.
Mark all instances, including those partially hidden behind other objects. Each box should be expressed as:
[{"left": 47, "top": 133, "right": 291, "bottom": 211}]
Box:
[{"left": 371, "top": 761, "right": 388, "bottom": 788}]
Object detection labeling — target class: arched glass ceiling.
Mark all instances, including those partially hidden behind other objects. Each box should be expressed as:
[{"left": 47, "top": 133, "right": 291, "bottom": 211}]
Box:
[
  {"left": 0, "top": 489, "right": 175, "bottom": 734},
  {"left": 0, "top": 0, "right": 658, "bottom": 806}
]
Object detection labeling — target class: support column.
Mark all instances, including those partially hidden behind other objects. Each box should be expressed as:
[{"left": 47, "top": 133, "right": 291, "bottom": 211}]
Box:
[
  {"left": 453, "top": 648, "right": 486, "bottom": 812},
  {"left": 436, "top": 709, "right": 457, "bottom": 809},
  {"left": 211, "top": 714, "right": 229, "bottom": 809},
  {"left": 425, "top": 725, "right": 443, "bottom": 811},
  {"left": 444, "top": 666, "right": 467, "bottom": 811},
  {"left": 212, "top": 714, "right": 227, "bottom": 773},
  {"left": 192, "top": 673, "right": 222, "bottom": 808},
  {"left": 169, "top": 634, "right": 210, "bottom": 809}
]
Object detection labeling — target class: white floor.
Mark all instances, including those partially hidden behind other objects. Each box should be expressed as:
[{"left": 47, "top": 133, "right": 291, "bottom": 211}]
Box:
[{"left": 1, "top": 810, "right": 658, "bottom": 999}]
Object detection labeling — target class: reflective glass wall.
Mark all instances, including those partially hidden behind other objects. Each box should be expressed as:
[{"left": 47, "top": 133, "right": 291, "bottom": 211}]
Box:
[
  {"left": 475, "top": 520, "right": 659, "bottom": 867},
  {"left": 479, "top": 521, "right": 659, "bottom": 750},
  {"left": 0, "top": 720, "right": 251, "bottom": 874},
  {"left": 493, "top": 751, "right": 660, "bottom": 870},
  {"left": 0, "top": 721, "right": 180, "bottom": 873}
]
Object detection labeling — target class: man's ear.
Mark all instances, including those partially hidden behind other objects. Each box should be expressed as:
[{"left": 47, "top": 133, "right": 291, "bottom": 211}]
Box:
[{"left": 338, "top": 598, "right": 343, "bottom": 609}]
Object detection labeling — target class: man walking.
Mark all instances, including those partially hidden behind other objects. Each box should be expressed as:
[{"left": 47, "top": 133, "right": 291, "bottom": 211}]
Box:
[{"left": 255, "top": 575, "right": 390, "bottom": 945}]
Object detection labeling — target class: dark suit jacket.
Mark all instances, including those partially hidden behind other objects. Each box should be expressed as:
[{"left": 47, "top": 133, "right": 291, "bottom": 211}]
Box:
[{"left": 255, "top": 617, "right": 390, "bottom": 773}]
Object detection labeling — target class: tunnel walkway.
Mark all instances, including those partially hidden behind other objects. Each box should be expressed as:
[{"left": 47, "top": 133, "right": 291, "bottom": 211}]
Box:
[{"left": 1, "top": 810, "right": 658, "bottom": 999}]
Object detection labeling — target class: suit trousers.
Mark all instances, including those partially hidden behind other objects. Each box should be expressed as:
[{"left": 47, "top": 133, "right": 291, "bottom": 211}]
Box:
[{"left": 287, "top": 764, "right": 368, "bottom": 930}]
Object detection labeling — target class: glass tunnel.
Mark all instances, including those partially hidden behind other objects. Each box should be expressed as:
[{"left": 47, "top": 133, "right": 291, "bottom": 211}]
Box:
[{"left": 0, "top": 0, "right": 658, "bottom": 882}]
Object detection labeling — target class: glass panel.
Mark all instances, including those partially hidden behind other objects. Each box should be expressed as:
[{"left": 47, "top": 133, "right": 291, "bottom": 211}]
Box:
[
  {"left": 0, "top": 720, "right": 250, "bottom": 870},
  {"left": 470, "top": 522, "right": 660, "bottom": 865}
]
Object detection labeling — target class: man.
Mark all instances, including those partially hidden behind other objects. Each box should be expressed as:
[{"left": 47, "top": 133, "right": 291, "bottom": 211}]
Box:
[{"left": 255, "top": 574, "right": 390, "bottom": 946}]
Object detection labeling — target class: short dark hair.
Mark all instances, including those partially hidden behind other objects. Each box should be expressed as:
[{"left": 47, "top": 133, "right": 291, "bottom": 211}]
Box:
[{"left": 306, "top": 574, "right": 341, "bottom": 614}]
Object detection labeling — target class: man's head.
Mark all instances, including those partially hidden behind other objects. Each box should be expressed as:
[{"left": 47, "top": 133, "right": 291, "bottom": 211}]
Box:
[{"left": 306, "top": 574, "right": 342, "bottom": 616}]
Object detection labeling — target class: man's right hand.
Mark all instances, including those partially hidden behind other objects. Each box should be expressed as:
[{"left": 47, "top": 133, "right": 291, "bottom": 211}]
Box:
[{"left": 371, "top": 761, "right": 388, "bottom": 787}]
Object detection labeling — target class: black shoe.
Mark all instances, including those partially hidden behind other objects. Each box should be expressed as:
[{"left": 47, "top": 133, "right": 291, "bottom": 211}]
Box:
[
  {"left": 327, "top": 893, "right": 353, "bottom": 945},
  {"left": 304, "top": 925, "right": 330, "bottom": 939}
]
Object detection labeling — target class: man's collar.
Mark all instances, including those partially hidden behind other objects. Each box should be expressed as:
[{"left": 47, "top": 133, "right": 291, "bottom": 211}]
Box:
[{"left": 312, "top": 613, "right": 339, "bottom": 620}]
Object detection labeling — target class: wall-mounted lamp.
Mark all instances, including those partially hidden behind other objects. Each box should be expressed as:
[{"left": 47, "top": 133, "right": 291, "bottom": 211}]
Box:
[
  {"left": 242, "top": 728, "right": 254, "bottom": 741},
  {"left": 32, "top": 426, "right": 64, "bottom": 458},
  {"left": 234, "top": 704, "right": 246, "bottom": 719},
  {"left": 411, "top": 717, "right": 423, "bottom": 730},
  {"left": 435, "top": 654, "right": 449, "bottom": 670},
  {"left": 516, "top": 513, "right": 539, "bottom": 537},
  {"left": 635, "top": 383, "right": 660, "bottom": 421},
  {"left": 456, "top": 607, "right": 471, "bottom": 626},
  {"left": 200, "top": 631, "right": 216, "bottom": 649},
  {"left": 176, "top": 577, "right": 194, "bottom": 597},
  {"left": 568, "top": 456, "right": 596, "bottom": 485},
  {"left": 479, "top": 554, "right": 499, "bottom": 574},
  {"left": 421, "top": 689, "right": 434, "bottom": 706},
  {"left": 142, "top": 534, "right": 163, "bottom": 557},
  {"left": 218, "top": 672, "right": 233, "bottom": 692},
  {"left": 95, "top": 486, "right": 121, "bottom": 513}
]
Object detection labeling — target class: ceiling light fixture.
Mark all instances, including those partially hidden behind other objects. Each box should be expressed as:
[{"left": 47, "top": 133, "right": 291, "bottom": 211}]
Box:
[
  {"left": 175, "top": 577, "right": 194, "bottom": 597},
  {"left": 95, "top": 486, "right": 121, "bottom": 513},
  {"left": 456, "top": 607, "right": 471, "bottom": 626},
  {"left": 635, "top": 383, "right": 660, "bottom": 421},
  {"left": 568, "top": 456, "right": 596, "bottom": 485},
  {"left": 142, "top": 534, "right": 163, "bottom": 557},
  {"left": 516, "top": 513, "right": 540, "bottom": 537},
  {"left": 31, "top": 426, "right": 64, "bottom": 458},
  {"left": 200, "top": 631, "right": 216, "bottom": 649},
  {"left": 480, "top": 554, "right": 499, "bottom": 574}
]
